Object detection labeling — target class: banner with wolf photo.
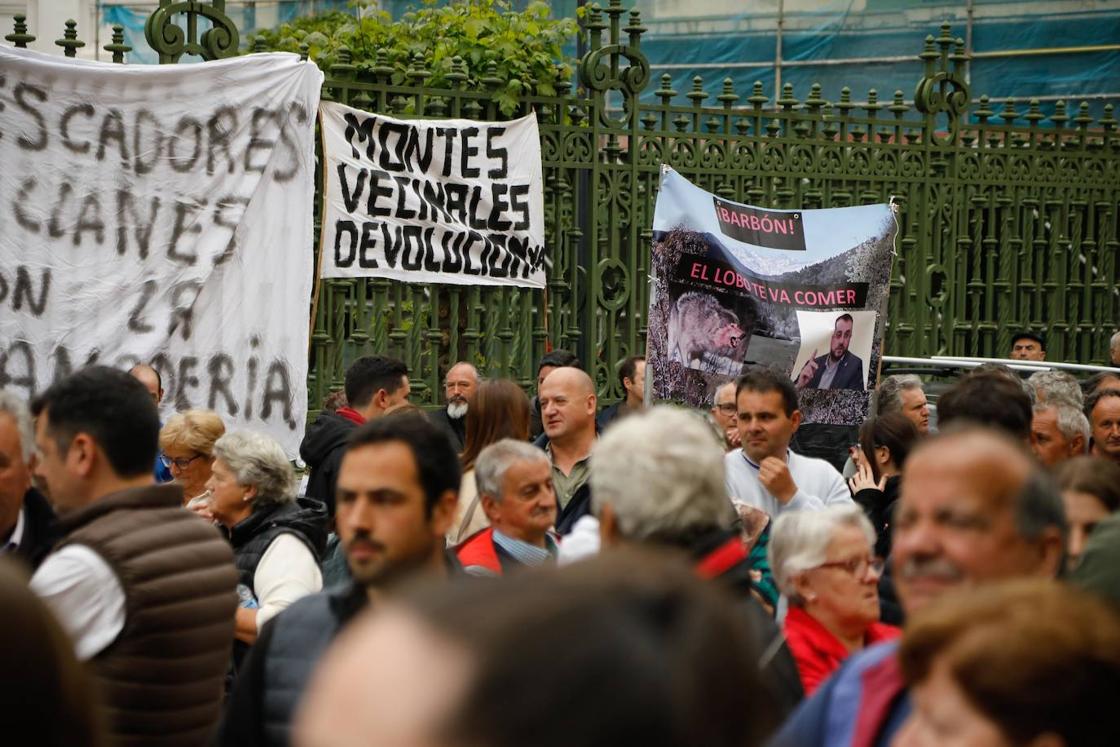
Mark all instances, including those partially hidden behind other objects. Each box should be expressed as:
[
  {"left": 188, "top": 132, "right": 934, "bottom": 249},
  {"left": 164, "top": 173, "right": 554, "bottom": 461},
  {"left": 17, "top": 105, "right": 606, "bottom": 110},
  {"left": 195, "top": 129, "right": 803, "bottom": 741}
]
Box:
[{"left": 646, "top": 168, "right": 897, "bottom": 427}]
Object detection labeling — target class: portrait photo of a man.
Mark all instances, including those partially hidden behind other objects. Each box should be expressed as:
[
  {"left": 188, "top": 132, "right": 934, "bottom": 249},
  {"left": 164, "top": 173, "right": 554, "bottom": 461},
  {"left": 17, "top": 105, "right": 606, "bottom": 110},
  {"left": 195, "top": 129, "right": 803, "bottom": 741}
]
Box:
[{"left": 794, "top": 313, "right": 865, "bottom": 391}]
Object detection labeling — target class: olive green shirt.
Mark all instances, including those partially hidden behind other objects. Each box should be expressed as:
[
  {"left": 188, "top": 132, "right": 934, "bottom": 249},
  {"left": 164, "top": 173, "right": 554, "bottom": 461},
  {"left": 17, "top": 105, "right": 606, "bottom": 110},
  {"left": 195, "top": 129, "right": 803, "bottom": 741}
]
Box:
[{"left": 549, "top": 449, "right": 591, "bottom": 510}]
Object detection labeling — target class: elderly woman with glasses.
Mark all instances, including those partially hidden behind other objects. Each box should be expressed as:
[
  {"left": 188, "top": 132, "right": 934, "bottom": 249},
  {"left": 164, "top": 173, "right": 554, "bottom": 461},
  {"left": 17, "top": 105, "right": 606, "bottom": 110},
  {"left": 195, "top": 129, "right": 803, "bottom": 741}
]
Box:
[
  {"left": 158, "top": 410, "right": 225, "bottom": 507},
  {"left": 769, "top": 504, "right": 899, "bottom": 695}
]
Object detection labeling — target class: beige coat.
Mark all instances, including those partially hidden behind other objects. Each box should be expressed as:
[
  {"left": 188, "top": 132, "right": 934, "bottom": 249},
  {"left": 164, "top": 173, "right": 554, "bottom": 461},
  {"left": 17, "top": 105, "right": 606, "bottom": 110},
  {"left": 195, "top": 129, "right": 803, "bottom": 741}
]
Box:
[{"left": 447, "top": 469, "right": 490, "bottom": 546}]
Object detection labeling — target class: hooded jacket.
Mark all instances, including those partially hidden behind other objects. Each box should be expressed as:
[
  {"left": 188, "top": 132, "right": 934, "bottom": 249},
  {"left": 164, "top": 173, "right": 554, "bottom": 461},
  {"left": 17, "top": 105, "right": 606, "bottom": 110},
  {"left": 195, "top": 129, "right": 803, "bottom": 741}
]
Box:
[{"left": 299, "top": 411, "right": 360, "bottom": 516}]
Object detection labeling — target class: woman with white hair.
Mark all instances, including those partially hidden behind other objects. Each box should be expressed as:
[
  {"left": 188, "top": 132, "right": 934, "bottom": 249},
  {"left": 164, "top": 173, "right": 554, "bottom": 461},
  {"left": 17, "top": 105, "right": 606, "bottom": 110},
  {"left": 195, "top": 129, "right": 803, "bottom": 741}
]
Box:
[
  {"left": 769, "top": 504, "right": 899, "bottom": 695},
  {"left": 204, "top": 431, "right": 328, "bottom": 656}
]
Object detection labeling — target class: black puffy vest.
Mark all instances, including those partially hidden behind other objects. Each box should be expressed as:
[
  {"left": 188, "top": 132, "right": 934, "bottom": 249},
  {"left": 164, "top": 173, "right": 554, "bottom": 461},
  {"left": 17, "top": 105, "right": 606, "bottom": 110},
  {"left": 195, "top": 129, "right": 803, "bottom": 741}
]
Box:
[
  {"left": 260, "top": 583, "right": 368, "bottom": 746},
  {"left": 228, "top": 498, "right": 329, "bottom": 597},
  {"left": 227, "top": 497, "right": 329, "bottom": 678}
]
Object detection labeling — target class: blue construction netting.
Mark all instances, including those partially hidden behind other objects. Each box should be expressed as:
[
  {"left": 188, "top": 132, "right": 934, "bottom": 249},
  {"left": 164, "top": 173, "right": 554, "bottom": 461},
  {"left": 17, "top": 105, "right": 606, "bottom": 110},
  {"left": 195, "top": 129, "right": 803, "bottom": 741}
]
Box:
[
  {"left": 101, "top": 0, "right": 1119, "bottom": 121},
  {"left": 100, "top": 0, "right": 351, "bottom": 64},
  {"left": 625, "top": 0, "right": 1119, "bottom": 122}
]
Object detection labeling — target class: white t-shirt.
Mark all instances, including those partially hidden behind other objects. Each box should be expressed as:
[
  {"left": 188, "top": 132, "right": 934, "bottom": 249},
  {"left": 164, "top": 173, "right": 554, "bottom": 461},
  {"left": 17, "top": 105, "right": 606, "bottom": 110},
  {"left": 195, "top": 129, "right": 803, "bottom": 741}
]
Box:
[
  {"left": 32, "top": 531, "right": 323, "bottom": 660},
  {"left": 557, "top": 515, "right": 601, "bottom": 566},
  {"left": 31, "top": 545, "right": 126, "bottom": 660},
  {"left": 724, "top": 448, "right": 852, "bottom": 518}
]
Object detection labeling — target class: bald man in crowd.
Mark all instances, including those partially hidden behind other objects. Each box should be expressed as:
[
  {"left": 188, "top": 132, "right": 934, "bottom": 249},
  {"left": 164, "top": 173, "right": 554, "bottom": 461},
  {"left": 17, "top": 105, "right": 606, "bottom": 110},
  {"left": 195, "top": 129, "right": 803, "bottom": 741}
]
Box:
[
  {"left": 129, "top": 363, "right": 172, "bottom": 483},
  {"left": 536, "top": 367, "right": 598, "bottom": 535}
]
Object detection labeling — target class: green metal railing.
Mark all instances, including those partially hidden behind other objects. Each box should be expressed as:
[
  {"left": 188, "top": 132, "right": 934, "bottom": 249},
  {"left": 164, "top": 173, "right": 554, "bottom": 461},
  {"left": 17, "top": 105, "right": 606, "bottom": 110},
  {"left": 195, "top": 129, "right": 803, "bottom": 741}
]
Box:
[{"left": 6, "top": 3, "right": 1118, "bottom": 417}]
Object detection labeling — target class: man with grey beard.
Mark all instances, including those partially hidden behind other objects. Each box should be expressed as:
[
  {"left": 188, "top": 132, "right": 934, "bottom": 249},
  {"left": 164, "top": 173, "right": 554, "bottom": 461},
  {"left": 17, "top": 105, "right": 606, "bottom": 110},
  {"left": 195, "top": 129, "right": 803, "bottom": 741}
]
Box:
[
  {"left": 429, "top": 362, "right": 479, "bottom": 453},
  {"left": 769, "top": 427, "right": 1066, "bottom": 747}
]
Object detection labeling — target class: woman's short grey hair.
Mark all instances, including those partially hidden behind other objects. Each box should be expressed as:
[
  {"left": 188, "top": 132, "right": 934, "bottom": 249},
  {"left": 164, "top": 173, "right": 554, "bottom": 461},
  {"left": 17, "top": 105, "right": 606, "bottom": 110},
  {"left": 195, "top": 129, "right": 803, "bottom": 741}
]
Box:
[
  {"left": 590, "top": 406, "right": 734, "bottom": 541},
  {"left": 1028, "top": 370, "right": 1084, "bottom": 409},
  {"left": 475, "top": 439, "right": 549, "bottom": 500},
  {"left": 0, "top": 390, "right": 35, "bottom": 463},
  {"left": 769, "top": 504, "right": 876, "bottom": 606},
  {"left": 1033, "top": 401, "right": 1090, "bottom": 448},
  {"left": 212, "top": 431, "right": 296, "bottom": 508},
  {"left": 875, "top": 375, "right": 923, "bottom": 416}
]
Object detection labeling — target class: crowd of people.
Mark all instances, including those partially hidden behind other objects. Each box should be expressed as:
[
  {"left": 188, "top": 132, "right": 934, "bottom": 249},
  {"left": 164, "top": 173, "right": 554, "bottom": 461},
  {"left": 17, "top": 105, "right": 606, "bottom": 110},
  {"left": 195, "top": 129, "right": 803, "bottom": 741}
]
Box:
[{"left": 2, "top": 329, "right": 1120, "bottom": 747}]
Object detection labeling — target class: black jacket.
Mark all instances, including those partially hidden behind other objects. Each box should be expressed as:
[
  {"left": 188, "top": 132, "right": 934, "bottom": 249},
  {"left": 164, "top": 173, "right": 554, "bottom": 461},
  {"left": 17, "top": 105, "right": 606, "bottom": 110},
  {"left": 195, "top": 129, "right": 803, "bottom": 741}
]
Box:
[
  {"left": 229, "top": 498, "right": 330, "bottom": 595},
  {"left": 299, "top": 412, "right": 359, "bottom": 517},
  {"left": 227, "top": 498, "right": 329, "bottom": 682},
  {"left": 11, "top": 487, "right": 57, "bottom": 571},
  {"left": 853, "top": 474, "right": 900, "bottom": 559},
  {"left": 805, "top": 351, "right": 865, "bottom": 391},
  {"left": 688, "top": 528, "right": 804, "bottom": 721},
  {"left": 595, "top": 400, "right": 635, "bottom": 432},
  {"left": 217, "top": 551, "right": 464, "bottom": 747},
  {"left": 853, "top": 475, "right": 903, "bottom": 625},
  {"left": 530, "top": 395, "right": 544, "bottom": 440},
  {"left": 216, "top": 581, "right": 369, "bottom": 747},
  {"left": 428, "top": 407, "right": 467, "bottom": 453}
]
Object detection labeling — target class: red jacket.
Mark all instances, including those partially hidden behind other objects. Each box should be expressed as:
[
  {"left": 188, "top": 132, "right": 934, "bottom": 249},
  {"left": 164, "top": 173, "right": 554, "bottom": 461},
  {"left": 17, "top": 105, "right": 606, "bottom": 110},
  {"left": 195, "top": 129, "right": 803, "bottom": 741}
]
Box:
[
  {"left": 455, "top": 527, "right": 503, "bottom": 575},
  {"left": 782, "top": 606, "right": 900, "bottom": 695}
]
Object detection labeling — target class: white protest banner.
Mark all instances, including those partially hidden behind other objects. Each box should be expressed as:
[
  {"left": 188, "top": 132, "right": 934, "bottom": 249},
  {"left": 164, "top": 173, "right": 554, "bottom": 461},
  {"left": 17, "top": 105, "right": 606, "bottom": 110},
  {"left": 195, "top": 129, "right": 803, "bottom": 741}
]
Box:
[
  {"left": 319, "top": 102, "right": 547, "bottom": 287},
  {"left": 647, "top": 168, "right": 897, "bottom": 426},
  {"left": 0, "top": 48, "right": 322, "bottom": 457}
]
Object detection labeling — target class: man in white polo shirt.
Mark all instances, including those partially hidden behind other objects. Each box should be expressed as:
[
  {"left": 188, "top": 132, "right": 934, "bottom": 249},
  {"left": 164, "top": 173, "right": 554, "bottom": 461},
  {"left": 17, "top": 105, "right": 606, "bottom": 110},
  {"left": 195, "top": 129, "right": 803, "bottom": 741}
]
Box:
[{"left": 724, "top": 367, "right": 851, "bottom": 518}]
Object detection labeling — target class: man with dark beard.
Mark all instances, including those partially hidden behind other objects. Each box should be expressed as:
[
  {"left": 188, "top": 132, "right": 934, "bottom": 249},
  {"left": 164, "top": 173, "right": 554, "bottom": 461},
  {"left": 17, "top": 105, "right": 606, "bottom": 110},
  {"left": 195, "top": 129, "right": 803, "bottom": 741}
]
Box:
[
  {"left": 795, "top": 314, "right": 865, "bottom": 392},
  {"left": 429, "top": 361, "right": 479, "bottom": 453},
  {"left": 217, "top": 414, "right": 460, "bottom": 746}
]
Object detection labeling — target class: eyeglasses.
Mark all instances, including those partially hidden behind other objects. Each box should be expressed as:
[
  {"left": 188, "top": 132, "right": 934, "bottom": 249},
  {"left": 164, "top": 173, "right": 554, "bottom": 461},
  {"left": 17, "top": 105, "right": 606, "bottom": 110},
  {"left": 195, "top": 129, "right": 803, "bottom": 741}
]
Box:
[
  {"left": 715, "top": 403, "right": 737, "bottom": 414},
  {"left": 814, "top": 556, "right": 885, "bottom": 577},
  {"left": 161, "top": 453, "right": 204, "bottom": 470}
]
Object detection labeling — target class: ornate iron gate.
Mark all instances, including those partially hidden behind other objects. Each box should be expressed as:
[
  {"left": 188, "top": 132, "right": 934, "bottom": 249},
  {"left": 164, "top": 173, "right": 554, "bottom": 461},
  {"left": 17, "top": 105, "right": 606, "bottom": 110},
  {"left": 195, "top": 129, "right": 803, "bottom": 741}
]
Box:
[{"left": 7, "top": 1, "right": 1117, "bottom": 418}]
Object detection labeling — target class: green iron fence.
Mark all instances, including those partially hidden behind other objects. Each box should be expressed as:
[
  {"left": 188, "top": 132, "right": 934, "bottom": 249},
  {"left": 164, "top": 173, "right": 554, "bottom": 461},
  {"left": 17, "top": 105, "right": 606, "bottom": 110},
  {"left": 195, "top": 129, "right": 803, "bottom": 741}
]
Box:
[{"left": 6, "top": 3, "right": 1118, "bottom": 418}]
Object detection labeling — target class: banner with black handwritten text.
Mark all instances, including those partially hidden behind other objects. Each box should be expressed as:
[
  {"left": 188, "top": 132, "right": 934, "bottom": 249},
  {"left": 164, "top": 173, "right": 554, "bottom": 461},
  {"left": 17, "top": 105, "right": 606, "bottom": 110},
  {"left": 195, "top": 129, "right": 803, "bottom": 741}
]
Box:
[
  {"left": 0, "top": 48, "right": 322, "bottom": 456},
  {"left": 646, "top": 169, "right": 897, "bottom": 427},
  {"left": 320, "top": 103, "right": 546, "bottom": 287}
]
